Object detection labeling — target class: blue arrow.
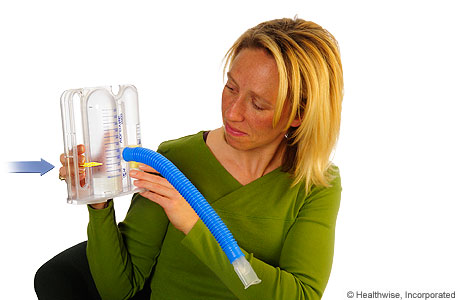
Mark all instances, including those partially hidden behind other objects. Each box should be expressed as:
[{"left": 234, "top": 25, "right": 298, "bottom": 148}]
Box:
[{"left": 8, "top": 159, "right": 55, "bottom": 176}]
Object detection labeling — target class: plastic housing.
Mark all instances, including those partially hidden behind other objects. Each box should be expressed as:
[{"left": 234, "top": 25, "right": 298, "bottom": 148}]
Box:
[{"left": 60, "top": 85, "right": 142, "bottom": 204}]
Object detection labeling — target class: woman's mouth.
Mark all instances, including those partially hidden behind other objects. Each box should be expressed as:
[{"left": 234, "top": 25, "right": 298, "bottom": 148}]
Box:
[{"left": 225, "top": 123, "right": 246, "bottom": 137}]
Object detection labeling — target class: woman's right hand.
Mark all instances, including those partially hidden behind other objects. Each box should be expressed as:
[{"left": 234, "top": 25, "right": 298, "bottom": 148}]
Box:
[{"left": 59, "top": 144, "right": 107, "bottom": 209}]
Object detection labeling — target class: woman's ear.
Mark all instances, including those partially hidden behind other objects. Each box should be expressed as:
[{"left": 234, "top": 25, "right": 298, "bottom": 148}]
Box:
[{"left": 290, "top": 117, "right": 301, "bottom": 128}]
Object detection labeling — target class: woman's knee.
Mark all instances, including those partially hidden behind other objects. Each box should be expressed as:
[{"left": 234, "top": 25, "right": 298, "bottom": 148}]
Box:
[{"left": 34, "top": 241, "right": 101, "bottom": 300}]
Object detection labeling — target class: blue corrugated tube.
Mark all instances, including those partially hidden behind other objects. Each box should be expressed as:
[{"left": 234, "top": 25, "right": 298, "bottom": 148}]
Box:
[{"left": 122, "top": 147, "right": 261, "bottom": 289}]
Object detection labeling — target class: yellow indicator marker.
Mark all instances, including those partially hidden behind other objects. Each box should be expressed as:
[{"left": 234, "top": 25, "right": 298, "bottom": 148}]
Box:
[
  {"left": 127, "top": 145, "right": 140, "bottom": 169},
  {"left": 81, "top": 162, "right": 103, "bottom": 168}
]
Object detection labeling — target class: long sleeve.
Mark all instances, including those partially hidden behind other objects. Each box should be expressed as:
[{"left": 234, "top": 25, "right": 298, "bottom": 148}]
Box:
[
  {"left": 180, "top": 174, "right": 341, "bottom": 300},
  {"left": 86, "top": 194, "right": 169, "bottom": 299},
  {"left": 85, "top": 132, "right": 342, "bottom": 299}
]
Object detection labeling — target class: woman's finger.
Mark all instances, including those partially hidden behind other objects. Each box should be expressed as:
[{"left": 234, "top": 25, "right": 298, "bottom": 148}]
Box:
[
  {"left": 60, "top": 151, "right": 85, "bottom": 176},
  {"left": 130, "top": 169, "right": 169, "bottom": 185},
  {"left": 61, "top": 145, "right": 85, "bottom": 164},
  {"left": 60, "top": 163, "right": 86, "bottom": 179},
  {"left": 133, "top": 179, "right": 174, "bottom": 198},
  {"left": 59, "top": 166, "right": 66, "bottom": 178},
  {"left": 77, "top": 144, "right": 85, "bottom": 155},
  {"left": 138, "top": 163, "right": 161, "bottom": 174},
  {"left": 140, "top": 190, "right": 169, "bottom": 207},
  {"left": 78, "top": 154, "right": 86, "bottom": 165}
]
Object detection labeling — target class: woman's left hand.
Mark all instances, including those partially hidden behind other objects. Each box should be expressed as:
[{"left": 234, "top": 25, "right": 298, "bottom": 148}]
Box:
[{"left": 130, "top": 164, "right": 199, "bottom": 235}]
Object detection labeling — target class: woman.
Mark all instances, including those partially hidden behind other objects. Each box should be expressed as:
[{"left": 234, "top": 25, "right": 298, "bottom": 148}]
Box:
[{"left": 35, "top": 17, "right": 343, "bottom": 299}]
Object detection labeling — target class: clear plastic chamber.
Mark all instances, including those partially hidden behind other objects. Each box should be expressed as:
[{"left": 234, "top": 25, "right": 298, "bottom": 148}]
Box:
[{"left": 60, "top": 85, "right": 142, "bottom": 204}]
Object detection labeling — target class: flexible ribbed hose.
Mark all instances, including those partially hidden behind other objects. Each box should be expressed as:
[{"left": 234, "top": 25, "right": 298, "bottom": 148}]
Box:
[{"left": 122, "top": 147, "right": 261, "bottom": 288}]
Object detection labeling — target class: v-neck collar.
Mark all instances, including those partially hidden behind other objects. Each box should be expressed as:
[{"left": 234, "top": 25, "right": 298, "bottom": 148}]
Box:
[{"left": 197, "top": 131, "right": 284, "bottom": 189}]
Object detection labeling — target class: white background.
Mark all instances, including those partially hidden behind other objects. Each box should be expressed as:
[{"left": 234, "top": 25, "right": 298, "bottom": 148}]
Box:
[{"left": 1, "top": 0, "right": 459, "bottom": 299}]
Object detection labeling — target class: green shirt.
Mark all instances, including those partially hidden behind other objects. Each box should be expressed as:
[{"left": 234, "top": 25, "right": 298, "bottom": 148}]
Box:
[{"left": 87, "top": 131, "right": 341, "bottom": 300}]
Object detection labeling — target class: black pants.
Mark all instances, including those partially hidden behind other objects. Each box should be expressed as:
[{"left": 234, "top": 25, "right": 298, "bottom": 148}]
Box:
[{"left": 34, "top": 241, "right": 151, "bottom": 300}]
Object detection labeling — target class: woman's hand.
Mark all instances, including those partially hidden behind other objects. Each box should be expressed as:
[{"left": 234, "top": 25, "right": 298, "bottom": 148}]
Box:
[
  {"left": 59, "top": 144, "right": 107, "bottom": 210},
  {"left": 59, "top": 144, "right": 86, "bottom": 186},
  {"left": 130, "top": 164, "right": 199, "bottom": 235}
]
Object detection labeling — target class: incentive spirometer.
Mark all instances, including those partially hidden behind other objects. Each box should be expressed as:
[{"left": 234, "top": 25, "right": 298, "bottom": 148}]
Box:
[
  {"left": 61, "top": 85, "right": 141, "bottom": 204},
  {"left": 60, "top": 85, "right": 261, "bottom": 289}
]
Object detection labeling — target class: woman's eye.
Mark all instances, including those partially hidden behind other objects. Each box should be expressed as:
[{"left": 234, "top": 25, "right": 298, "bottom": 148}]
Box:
[
  {"left": 252, "top": 101, "right": 264, "bottom": 111},
  {"left": 225, "top": 84, "right": 235, "bottom": 92}
]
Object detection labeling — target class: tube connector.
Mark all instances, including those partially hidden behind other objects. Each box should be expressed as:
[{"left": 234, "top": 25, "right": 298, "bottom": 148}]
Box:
[{"left": 232, "top": 256, "right": 261, "bottom": 289}]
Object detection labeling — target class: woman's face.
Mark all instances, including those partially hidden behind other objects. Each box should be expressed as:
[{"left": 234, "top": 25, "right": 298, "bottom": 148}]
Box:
[{"left": 222, "top": 48, "right": 298, "bottom": 152}]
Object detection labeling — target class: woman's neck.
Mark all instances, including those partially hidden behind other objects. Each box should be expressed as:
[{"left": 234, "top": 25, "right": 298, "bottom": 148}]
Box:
[{"left": 206, "top": 127, "right": 285, "bottom": 185}]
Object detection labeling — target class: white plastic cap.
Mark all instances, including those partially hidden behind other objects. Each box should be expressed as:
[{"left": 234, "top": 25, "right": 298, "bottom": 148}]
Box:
[{"left": 232, "top": 256, "right": 262, "bottom": 289}]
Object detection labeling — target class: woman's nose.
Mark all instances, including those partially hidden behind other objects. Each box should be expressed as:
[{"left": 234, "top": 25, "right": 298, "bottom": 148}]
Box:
[{"left": 225, "top": 95, "right": 245, "bottom": 122}]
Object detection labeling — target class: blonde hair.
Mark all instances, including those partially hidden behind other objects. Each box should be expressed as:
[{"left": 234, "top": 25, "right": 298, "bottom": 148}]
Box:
[{"left": 224, "top": 17, "right": 344, "bottom": 193}]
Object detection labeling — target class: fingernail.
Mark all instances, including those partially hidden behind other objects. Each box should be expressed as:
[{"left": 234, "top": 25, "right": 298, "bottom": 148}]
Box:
[{"left": 130, "top": 170, "right": 138, "bottom": 176}]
